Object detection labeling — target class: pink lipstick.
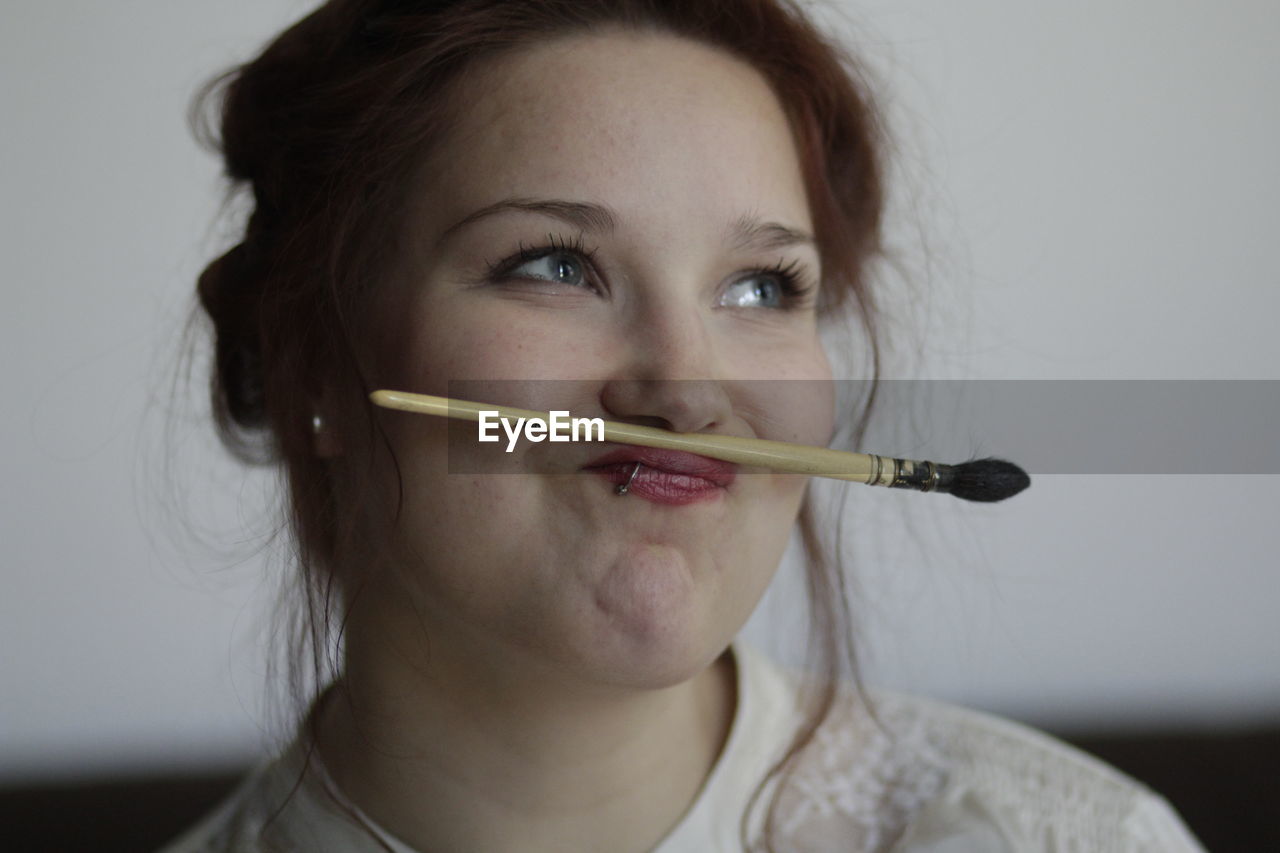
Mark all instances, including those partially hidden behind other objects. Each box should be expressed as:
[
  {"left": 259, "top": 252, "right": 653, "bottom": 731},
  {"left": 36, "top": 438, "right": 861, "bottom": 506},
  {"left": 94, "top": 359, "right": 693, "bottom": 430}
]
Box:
[{"left": 583, "top": 447, "right": 737, "bottom": 505}]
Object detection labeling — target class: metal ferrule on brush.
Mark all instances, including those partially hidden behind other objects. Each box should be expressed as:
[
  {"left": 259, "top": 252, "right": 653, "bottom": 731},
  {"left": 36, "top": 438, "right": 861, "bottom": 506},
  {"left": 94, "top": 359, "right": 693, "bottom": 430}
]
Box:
[{"left": 869, "top": 456, "right": 955, "bottom": 494}]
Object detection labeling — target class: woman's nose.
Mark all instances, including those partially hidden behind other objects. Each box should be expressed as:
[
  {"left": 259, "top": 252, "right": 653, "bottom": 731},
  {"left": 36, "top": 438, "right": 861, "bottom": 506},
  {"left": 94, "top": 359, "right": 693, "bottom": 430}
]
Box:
[
  {"left": 598, "top": 303, "right": 734, "bottom": 435},
  {"left": 600, "top": 378, "right": 732, "bottom": 435}
]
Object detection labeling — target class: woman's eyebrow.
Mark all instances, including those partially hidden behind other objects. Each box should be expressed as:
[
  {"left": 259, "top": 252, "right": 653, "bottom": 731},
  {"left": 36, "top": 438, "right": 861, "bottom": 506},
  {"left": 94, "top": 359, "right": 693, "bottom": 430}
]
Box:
[
  {"left": 436, "top": 197, "right": 618, "bottom": 247},
  {"left": 727, "top": 213, "right": 816, "bottom": 252},
  {"left": 435, "top": 197, "right": 815, "bottom": 253}
]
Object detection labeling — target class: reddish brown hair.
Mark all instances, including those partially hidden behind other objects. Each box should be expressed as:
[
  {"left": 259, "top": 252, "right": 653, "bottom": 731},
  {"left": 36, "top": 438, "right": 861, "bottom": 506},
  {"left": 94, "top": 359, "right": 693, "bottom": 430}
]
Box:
[{"left": 193, "top": 0, "right": 886, "bottom": 847}]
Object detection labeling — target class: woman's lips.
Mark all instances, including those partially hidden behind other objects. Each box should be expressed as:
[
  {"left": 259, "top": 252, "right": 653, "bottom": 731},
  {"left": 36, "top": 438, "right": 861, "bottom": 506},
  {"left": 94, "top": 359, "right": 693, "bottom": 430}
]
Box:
[{"left": 583, "top": 447, "right": 737, "bottom": 505}]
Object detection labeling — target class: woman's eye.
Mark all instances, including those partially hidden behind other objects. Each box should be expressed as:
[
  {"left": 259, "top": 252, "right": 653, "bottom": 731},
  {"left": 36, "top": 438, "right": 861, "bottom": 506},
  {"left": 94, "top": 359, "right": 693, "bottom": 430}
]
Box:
[
  {"left": 508, "top": 251, "right": 587, "bottom": 287},
  {"left": 721, "top": 274, "right": 786, "bottom": 309}
]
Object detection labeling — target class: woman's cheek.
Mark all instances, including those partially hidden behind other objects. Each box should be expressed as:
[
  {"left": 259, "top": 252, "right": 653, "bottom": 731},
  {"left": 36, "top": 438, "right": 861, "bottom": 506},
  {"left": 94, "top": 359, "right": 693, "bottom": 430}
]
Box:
[
  {"left": 436, "top": 307, "right": 608, "bottom": 383},
  {"left": 739, "top": 345, "right": 835, "bottom": 445}
]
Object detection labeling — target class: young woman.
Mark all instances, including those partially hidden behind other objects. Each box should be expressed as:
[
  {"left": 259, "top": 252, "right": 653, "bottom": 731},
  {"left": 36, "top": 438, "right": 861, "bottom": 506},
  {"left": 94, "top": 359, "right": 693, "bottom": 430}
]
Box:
[{"left": 164, "top": 1, "right": 1204, "bottom": 850}]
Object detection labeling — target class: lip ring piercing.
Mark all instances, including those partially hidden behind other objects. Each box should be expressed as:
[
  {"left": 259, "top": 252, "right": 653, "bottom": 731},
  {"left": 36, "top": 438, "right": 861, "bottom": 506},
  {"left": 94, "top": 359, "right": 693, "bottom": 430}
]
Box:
[{"left": 615, "top": 462, "right": 643, "bottom": 496}]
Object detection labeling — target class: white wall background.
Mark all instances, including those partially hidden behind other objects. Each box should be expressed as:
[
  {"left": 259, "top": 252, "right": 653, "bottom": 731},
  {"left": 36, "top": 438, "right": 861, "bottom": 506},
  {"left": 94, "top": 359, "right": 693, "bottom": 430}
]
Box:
[{"left": 3, "top": 1, "right": 1278, "bottom": 782}]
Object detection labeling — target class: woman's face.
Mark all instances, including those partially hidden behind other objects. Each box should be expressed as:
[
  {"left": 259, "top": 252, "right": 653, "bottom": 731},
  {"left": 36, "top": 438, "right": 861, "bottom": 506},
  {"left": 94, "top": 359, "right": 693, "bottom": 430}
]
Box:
[{"left": 365, "top": 31, "right": 835, "bottom": 688}]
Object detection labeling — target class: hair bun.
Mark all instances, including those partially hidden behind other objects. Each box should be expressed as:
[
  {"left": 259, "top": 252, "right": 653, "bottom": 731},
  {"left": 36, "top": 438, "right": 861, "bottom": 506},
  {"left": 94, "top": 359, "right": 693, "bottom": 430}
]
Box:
[{"left": 197, "top": 242, "right": 267, "bottom": 430}]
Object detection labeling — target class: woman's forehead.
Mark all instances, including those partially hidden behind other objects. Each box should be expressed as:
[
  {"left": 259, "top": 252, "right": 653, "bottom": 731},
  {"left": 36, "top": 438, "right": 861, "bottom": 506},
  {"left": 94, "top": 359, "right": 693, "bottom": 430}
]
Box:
[{"left": 412, "top": 31, "right": 813, "bottom": 242}]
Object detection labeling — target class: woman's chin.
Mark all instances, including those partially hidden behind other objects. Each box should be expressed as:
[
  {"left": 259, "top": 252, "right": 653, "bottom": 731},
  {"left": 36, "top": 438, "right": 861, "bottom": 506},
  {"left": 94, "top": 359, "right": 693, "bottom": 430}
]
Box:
[{"left": 575, "top": 543, "right": 732, "bottom": 688}]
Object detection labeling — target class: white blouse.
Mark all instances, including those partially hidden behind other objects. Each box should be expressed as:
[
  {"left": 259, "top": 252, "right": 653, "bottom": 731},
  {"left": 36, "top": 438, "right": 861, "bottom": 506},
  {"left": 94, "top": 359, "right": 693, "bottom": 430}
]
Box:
[{"left": 161, "top": 641, "right": 1206, "bottom": 852}]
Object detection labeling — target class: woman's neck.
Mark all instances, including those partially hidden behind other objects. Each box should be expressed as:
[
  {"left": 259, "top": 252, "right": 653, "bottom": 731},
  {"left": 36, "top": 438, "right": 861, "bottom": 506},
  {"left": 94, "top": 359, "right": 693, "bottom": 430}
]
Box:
[{"left": 312, "top": 585, "right": 737, "bottom": 853}]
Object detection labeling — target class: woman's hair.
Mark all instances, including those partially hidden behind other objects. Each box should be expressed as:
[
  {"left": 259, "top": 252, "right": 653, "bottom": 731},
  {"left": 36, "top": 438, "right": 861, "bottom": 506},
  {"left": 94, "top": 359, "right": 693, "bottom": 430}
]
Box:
[{"left": 192, "top": 0, "right": 887, "bottom": 848}]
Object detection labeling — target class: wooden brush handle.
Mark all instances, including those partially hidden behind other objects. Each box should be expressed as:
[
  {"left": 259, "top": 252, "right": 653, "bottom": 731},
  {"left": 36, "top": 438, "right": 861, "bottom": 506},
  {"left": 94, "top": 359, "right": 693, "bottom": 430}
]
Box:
[{"left": 370, "top": 389, "right": 881, "bottom": 483}]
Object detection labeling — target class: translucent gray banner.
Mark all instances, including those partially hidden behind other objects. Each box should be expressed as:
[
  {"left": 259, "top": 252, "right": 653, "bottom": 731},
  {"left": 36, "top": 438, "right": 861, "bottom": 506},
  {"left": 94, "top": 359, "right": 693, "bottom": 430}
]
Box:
[
  {"left": 385, "top": 380, "right": 1280, "bottom": 475},
  {"left": 858, "top": 380, "right": 1279, "bottom": 475}
]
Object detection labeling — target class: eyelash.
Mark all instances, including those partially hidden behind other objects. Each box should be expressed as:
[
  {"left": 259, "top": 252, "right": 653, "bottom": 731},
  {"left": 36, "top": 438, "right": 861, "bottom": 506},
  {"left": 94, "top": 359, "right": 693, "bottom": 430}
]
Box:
[
  {"left": 484, "top": 233, "right": 600, "bottom": 288},
  {"left": 484, "top": 233, "right": 816, "bottom": 309},
  {"left": 752, "top": 258, "right": 816, "bottom": 308}
]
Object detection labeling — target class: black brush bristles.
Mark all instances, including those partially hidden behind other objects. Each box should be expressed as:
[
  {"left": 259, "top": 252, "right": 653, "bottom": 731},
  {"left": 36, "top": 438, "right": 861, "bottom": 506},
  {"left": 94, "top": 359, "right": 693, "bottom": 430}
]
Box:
[{"left": 945, "top": 458, "right": 1031, "bottom": 502}]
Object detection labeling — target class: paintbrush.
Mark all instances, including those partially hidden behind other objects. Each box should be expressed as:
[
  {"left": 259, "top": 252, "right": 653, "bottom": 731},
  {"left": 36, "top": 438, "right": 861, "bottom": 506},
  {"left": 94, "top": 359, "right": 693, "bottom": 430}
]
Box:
[{"left": 370, "top": 389, "right": 1030, "bottom": 502}]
